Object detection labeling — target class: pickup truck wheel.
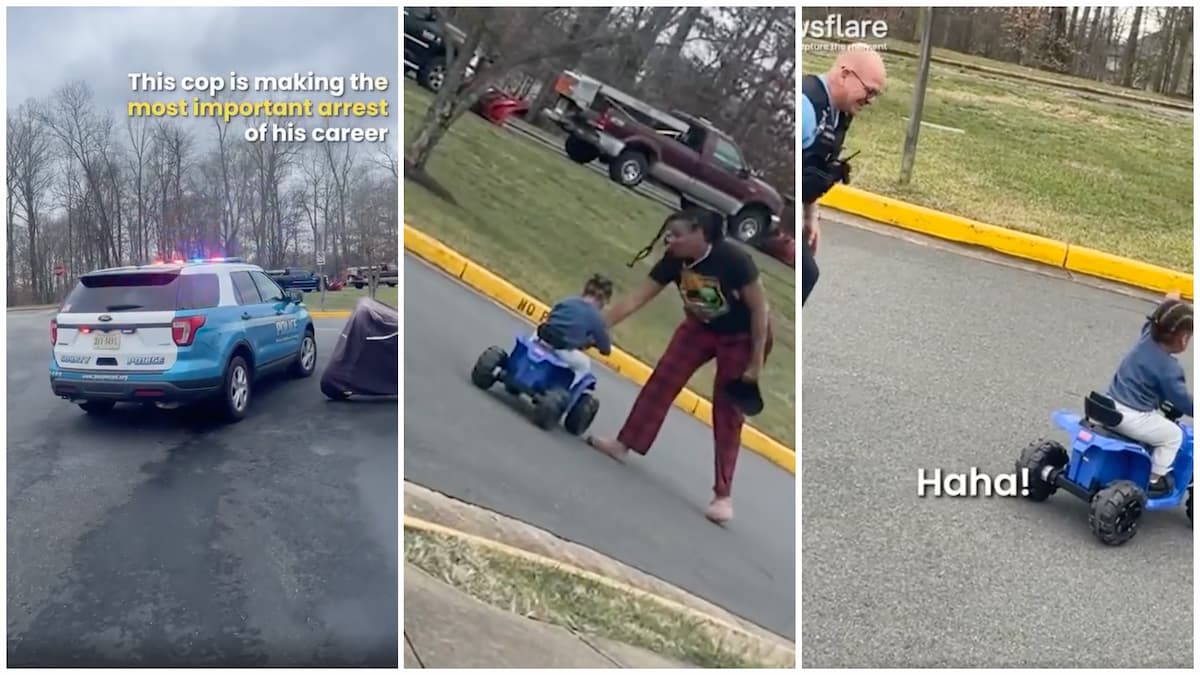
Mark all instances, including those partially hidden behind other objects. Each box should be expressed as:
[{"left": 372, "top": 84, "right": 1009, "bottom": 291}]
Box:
[
  {"left": 418, "top": 56, "right": 447, "bottom": 92},
  {"left": 609, "top": 150, "right": 648, "bottom": 187},
  {"left": 731, "top": 206, "right": 771, "bottom": 243},
  {"left": 565, "top": 136, "right": 600, "bottom": 164}
]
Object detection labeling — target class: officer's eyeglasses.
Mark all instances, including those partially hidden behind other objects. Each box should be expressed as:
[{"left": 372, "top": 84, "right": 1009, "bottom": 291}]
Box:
[{"left": 844, "top": 68, "right": 880, "bottom": 100}]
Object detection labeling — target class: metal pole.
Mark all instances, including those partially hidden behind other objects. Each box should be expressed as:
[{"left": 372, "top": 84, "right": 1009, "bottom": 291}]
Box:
[{"left": 900, "top": 6, "right": 935, "bottom": 186}]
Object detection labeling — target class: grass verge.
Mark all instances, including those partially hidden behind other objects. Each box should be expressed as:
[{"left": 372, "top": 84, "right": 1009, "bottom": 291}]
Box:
[
  {"left": 303, "top": 285, "right": 397, "bottom": 312},
  {"left": 404, "top": 528, "right": 785, "bottom": 668},
  {"left": 803, "top": 50, "right": 1193, "bottom": 271},
  {"left": 402, "top": 80, "right": 796, "bottom": 445}
]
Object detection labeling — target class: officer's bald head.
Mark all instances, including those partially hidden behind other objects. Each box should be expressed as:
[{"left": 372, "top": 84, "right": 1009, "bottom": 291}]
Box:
[{"left": 826, "top": 43, "right": 887, "bottom": 114}]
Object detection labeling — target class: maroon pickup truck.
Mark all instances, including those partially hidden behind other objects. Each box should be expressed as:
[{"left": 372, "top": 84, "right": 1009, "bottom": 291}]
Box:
[{"left": 544, "top": 71, "right": 785, "bottom": 243}]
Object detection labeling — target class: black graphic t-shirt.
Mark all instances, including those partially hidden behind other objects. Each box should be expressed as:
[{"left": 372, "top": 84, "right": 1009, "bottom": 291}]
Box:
[{"left": 649, "top": 240, "right": 760, "bottom": 334}]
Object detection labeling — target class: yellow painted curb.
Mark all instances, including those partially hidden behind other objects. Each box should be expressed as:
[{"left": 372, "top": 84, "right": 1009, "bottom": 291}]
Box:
[
  {"left": 404, "top": 514, "right": 796, "bottom": 654},
  {"left": 1064, "top": 245, "right": 1194, "bottom": 299},
  {"left": 403, "top": 223, "right": 796, "bottom": 474},
  {"left": 307, "top": 310, "right": 351, "bottom": 318},
  {"left": 821, "top": 185, "right": 1194, "bottom": 301}
]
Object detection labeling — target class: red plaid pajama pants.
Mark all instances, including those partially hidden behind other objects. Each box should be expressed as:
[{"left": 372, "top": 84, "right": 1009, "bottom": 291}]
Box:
[{"left": 617, "top": 316, "right": 773, "bottom": 498}]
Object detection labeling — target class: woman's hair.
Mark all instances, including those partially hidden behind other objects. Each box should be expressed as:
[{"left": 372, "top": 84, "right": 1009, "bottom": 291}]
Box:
[
  {"left": 583, "top": 273, "right": 614, "bottom": 300},
  {"left": 1149, "top": 299, "right": 1193, "bottom": 343},
  {"left": 665, "top": 207, "right": 726, "bottom": 244},
  {"left": 627, "top": 208, "right": 726, "bottom": 267}
]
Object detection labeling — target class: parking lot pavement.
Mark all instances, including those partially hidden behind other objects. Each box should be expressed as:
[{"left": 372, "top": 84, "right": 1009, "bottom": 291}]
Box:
[
  {"left": 7, "top": 314, "right": 398, "bottom": 666},
  {"left": 404, "top": 256, "right": 796, "bottom": 640},
  {"left": 802, "top": 221, "right": 1192, "bottom": 668}
]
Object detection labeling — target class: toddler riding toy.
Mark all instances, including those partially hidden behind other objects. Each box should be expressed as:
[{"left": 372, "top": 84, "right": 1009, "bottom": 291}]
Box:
[
  {"left": 1018, "top": 391, "right": 1193, "bottom": 546},
  {"left": 470, "top": 325, "right": 600, "bottom": 435}
]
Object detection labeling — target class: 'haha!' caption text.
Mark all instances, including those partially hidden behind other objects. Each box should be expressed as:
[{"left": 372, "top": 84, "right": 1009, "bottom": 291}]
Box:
[{"left": 917, "top": 468, "right": 1031, "bottom": 498}]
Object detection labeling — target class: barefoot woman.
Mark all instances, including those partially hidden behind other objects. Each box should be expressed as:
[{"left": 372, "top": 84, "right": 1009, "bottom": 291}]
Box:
[{"left": 589, "top": 210, "right": 772, "bottom": 524}]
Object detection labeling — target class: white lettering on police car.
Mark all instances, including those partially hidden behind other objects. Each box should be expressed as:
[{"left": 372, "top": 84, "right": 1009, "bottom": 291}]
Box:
[
  {"left": 127, "top": 355, "right": 166, "bottom": 366},
  {"left": 275, "top": 318, "right": 297, "bottom": 336},
  {"left": 60, "top": 354, "right": 92, "bottom": 365}
]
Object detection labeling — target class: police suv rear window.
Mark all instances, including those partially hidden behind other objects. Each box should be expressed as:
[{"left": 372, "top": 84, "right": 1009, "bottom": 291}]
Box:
[{"left": 63, "top": 272, "right": 220, "bottom": 312}]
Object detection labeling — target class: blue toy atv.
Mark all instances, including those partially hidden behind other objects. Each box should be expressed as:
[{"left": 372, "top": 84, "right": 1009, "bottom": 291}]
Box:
[
  {"left": 470, "top": 326, "right": 600, "bottom": 435},
  {"left": 1018, "top": 391, "right": 1193, "bottom": 546}
]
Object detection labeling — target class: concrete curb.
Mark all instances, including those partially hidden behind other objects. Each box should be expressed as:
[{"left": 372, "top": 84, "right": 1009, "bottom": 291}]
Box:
[
  {"left": 819, "top": 185, "right": 1194, "bottom": 300},
  {"left": 404, "top": 514, "right": 796, "bottom": 662},
  {"left": 308, "top": 310, "right": 350, "bottom": 319},
  {"left": 402, "top": 222, "right": 796, "bottom": 474}
]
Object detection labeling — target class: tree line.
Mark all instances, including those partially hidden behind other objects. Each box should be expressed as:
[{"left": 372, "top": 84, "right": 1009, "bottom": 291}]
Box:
[
  {"left": 407, "top": 6, "right": 796, "bottom": 197},
  {"left": 7, "top": 81, "right": 398, "bottom": 305},
  {"left": 809, "top": 6, "right": 1194, "bottom": 97}
]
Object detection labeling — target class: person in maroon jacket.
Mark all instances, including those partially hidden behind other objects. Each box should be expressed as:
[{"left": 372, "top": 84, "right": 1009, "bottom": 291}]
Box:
[{"left": 589, "top": 209, "right": 772, "bottom": 524}]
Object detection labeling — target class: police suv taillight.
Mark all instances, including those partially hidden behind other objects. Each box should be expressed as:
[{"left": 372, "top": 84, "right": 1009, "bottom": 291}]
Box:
[
  {"left": 50, "top": 319, "right": 57, "bottom": 345},
  {"left": 172, "top": 316, "right": 206, "bottom": 346}
]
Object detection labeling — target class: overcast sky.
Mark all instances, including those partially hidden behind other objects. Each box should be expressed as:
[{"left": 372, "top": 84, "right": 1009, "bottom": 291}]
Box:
[{"left": 7, "top": 6, "right": 398, "bottom": 139}]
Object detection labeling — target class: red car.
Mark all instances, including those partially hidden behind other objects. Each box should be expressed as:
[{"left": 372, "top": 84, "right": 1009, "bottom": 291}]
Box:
[
  {"left": 756, "top": 232, "right": 795, "bottom": 267},
  {"left": 472, "top": 89, "right": 529, "bottom": 125}
]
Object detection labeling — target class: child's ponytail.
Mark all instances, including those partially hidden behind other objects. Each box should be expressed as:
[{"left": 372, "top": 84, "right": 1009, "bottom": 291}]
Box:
[{"left": 1149, "top": 299, "right": 1193, "bottom": 343}]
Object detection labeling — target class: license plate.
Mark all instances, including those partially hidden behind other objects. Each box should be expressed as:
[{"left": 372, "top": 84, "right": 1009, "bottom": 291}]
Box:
[{"left": 93, "top": 333, "right": 121, "bottom": 350}]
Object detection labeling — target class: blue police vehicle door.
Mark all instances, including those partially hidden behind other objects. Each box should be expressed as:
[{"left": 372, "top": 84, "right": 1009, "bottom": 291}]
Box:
[
  {"left": 229, "top": 270, "right": 274, "bottom": 359},
  {"left": 250, "top": 270, "right": 301, "bottom": 366}
]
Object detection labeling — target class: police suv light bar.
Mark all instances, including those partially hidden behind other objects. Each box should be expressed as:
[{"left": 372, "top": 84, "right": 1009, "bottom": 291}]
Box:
[{"left": 149, "top": 257, "right": 244, "bottom": 265}]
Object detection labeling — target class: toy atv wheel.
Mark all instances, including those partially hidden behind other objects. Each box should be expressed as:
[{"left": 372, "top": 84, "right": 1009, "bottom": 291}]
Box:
[
  {"left": 564, "top": 393, "right": 600, "bottom": 436},
  {"left": 1089, "top": 480, "right": 1146, "bottom": 546},
  {"left": 533, "top": 389, "right": 570, "bottom": 430},
  {"left": 1016, "top": 439, "right": 1069, "bottom": 502},
  {"left": 472, "top": 347, "right": 507, "bottom": 389},
  {"left": 1188, "top": 485, "right": 1193, "bottom": 526}
]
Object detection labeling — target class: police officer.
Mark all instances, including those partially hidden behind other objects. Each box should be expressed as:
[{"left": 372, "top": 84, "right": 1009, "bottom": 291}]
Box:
[{"left": 801, "top": 44, "right": 886, "bottom": 305}]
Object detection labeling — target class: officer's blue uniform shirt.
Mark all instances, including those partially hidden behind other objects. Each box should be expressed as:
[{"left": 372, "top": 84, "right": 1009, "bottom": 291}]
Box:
[{"left": 801, "top": 74, "right": 840, "bottom": 151}]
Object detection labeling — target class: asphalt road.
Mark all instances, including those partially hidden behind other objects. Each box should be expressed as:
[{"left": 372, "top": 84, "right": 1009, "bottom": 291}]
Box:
[
  {"left": 7, "top": 314, "right": 398, "bottom": 666},
  {"left": 802, "top": 217, "right": 1194, "bottom": 668},
  {"left": 403, "top": 254, "right": 797, "bottom": 639}
]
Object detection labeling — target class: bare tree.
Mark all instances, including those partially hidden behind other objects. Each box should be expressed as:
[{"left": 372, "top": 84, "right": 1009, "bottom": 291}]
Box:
[
  {"left": 9, "top": 102, "right": 54, "bottom": 301},
  {"left": 405, "top": 7, "right": 631, "bottom": 173}
]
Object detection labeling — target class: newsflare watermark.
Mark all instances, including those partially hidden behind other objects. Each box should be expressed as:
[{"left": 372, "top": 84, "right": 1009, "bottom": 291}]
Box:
[{"left": 801, "top": 14, "right": 889, "bottom": 51}]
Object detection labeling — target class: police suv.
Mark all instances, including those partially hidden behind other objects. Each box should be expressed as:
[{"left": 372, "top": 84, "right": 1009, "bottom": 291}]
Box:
[{"left": 49, "top": 258, "right": 317, "bottom": 422}]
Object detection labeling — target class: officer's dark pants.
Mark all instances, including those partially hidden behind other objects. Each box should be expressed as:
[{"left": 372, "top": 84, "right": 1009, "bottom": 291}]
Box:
[{"left": 801, "top": 232, "right": 819, "bottom": 306}]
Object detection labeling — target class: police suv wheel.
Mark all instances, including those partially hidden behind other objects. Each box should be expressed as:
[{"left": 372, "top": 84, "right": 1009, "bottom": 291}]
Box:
[
  {"left": 292, "top": 331, "right": 317, "bottom": 378},
  {"left": 220, "top": 356, "right": 252, "bottom": 422}
]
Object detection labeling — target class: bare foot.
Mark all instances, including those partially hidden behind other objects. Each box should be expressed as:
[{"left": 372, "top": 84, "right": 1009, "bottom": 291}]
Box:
[{"left": 587, "top": 435, "right": 629, "bottom": 462}]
